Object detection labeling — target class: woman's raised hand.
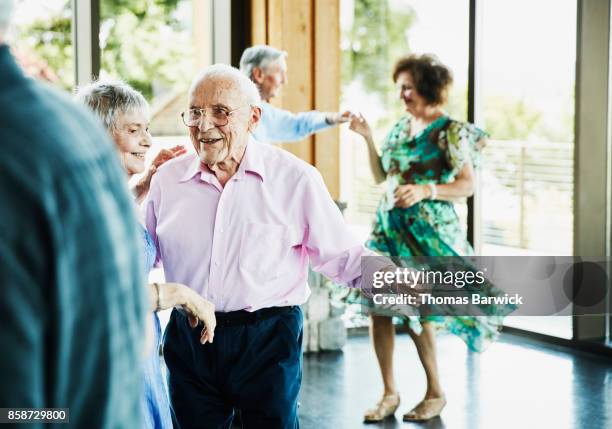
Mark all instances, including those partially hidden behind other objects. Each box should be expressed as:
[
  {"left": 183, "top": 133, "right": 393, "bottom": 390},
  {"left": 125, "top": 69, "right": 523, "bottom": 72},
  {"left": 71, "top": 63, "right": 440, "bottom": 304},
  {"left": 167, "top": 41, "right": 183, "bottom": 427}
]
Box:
[
  {"left": 135, "top": 145, "right": 187, "bottom": 202},
  {"left": 151, "top": 145, "right": 188, "bottom": 170},
  {"left": 349, "top": 113, "right": 373, "bottom": 139}
]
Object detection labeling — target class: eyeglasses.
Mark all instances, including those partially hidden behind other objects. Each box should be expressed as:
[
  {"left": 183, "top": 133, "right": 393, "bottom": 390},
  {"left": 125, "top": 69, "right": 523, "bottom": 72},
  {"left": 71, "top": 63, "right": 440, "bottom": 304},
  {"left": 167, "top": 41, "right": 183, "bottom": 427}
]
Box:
[{"left": 180, "top": 105, "right": 250, "bottom": 128}]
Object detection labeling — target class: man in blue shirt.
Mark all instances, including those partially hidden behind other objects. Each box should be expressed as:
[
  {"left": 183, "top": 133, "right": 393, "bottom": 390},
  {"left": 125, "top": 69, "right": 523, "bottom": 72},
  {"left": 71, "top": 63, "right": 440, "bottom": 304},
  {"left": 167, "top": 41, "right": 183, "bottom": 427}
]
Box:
[
  {"left": 240, "top": 45, "right": 352, "bottom": 144},
  {"left": 0, "top": 2, "right": 148, "bottom": 427}
]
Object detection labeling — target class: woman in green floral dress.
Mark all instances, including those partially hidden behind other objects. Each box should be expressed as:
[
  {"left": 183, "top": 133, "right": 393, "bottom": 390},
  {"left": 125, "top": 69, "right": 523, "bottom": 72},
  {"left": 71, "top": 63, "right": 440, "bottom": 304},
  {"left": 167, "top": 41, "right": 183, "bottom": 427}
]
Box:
[{"left": 349, "top": 54, "right": 509, "bottom": 422}]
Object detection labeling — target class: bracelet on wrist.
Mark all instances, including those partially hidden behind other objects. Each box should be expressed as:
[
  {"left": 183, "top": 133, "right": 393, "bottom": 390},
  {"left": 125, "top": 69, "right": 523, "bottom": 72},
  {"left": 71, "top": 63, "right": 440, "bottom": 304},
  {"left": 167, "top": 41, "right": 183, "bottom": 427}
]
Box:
[
  {"left": 153, "top": 282, "right": 161, "bottom": 312},
  {"left": 427, "top": 183, "right": 437, "bottom": 200}
]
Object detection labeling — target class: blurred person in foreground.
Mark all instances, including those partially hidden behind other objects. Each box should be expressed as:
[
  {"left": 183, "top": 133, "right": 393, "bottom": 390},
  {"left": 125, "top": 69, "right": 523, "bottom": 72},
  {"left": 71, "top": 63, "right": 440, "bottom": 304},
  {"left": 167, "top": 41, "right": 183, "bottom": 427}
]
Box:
[
  {"left": 0, "top": 0, "right": 147, "bottom": 426},
  {"left": 240, "top": 44, "right": 353, "bottom": 144},
  {"left": 349, "top": 53, "right": 514, "bottom": 422},
  {"left": 76, "top": 80, "right": 217, "bottom": 429}
]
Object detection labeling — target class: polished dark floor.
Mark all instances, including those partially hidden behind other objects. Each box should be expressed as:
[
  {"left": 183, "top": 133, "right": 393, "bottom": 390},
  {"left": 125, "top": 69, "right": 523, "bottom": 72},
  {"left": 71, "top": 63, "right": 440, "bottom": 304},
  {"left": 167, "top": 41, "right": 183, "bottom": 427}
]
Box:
[{"left": 297, "top": 333, "right": 612, "bottom": 429}]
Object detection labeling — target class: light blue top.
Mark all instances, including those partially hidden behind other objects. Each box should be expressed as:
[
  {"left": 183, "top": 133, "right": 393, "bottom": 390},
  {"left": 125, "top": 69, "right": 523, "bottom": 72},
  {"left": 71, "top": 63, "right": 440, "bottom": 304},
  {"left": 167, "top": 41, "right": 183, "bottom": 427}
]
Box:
[
  {"left": 141, "top": 226, "right": 173, "bottom": 429},
  {"left": 252, "top": 101, "right": 334, "bottom": 144}
]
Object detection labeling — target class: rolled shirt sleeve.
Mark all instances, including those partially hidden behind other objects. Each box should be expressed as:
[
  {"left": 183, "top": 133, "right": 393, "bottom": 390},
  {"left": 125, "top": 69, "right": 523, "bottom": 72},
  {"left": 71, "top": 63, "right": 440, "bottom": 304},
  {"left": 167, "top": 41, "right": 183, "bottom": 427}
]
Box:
[
  {"left": 253, "top": 102, "right": 334, "bottom": 144},
  {"left": 299, "top": 165, "right": 378, "bottom": 289}
]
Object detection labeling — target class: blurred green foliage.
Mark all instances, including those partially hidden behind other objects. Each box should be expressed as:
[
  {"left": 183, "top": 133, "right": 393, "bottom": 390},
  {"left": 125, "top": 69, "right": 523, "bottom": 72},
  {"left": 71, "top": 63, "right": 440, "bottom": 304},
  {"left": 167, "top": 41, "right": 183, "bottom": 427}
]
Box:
[
  {"left": 102, "top": 0, "right": 180, "bottom": 18},
  {"left": 17, "top": 0, "right": 193, "bottom": 101},
  {"left": 341, "top": 0, "right": 415, "bottom": 107},
  {"left": 341, "top": 0, "right": 573, "bottom": 144},
  {"left": 484, "top": 95, "right": 574, "bottom": 142},
  {"left": 21, "top": 0, "right": 573, "bottom": 143},
  {"left": 18, "top": 6, "right": 73, "bottom": 88}
]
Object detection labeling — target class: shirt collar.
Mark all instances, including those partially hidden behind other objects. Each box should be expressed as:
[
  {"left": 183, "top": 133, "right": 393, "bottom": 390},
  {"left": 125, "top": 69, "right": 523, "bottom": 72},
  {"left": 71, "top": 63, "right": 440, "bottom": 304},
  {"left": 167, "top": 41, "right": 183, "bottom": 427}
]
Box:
[
  {"left": 178, "top": 137, "right": 265, "bottom": 183},
  {"left": 179, "top": 154, "right": 215, "bottom": 184},
  {"left": 239, "top": 137, "right": 266, "bottom": 181}
]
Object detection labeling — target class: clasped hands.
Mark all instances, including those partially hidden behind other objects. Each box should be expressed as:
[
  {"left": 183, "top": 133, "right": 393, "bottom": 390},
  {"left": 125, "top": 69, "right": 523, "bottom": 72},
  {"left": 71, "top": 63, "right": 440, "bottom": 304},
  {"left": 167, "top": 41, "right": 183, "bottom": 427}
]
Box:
[{"left": 377, "top": 265, "right": 427, "bottom": 300}]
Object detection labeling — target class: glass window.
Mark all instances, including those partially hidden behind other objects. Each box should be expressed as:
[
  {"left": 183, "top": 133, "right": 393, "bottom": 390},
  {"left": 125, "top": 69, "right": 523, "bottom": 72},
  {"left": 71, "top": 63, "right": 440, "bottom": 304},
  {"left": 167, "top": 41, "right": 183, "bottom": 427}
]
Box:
[
  {"left": 340, "top": 0, "right": 469, "bottom": 326},
  {"left": 340, "top": 0, "right": 469, "bottom": 236},
  {"left": 99, "top": 0, "right": 199, "bottom": 146},
  {"left": 479, "top": 0, "right": 577, "bottom": 338},
  {"left": 8, "top": 0, "right": 74, "bottom": 90}
]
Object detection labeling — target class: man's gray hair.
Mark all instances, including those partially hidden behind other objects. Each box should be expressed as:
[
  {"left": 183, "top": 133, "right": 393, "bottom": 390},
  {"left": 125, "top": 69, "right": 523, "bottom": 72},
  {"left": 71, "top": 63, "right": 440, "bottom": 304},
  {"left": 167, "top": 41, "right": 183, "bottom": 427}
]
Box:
[
  {"left": 190, "top": 64, "right": 261, "bottom": 106},
  {"left": 74, "top": 80, "right": 149, "bottom": 131},
  {"left": 239, "top": 45, "right": 287, "bottom": 81},
  {"left": 0, "top": 0, "right": 15, "bottom": 37}
]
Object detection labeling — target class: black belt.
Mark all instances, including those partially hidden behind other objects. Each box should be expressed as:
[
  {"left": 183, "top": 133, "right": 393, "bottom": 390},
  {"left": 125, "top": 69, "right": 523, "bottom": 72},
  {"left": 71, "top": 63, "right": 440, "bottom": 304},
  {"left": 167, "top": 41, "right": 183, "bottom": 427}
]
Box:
[{"left": 208, "top": 306, "right": 295, "bottom": 328}]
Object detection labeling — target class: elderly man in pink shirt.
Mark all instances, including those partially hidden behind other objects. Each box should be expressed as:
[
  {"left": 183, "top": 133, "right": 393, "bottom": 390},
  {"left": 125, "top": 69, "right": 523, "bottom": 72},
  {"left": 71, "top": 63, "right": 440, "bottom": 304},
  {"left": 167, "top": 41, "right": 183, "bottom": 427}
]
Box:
[{"left": 144, "top": 64, "right": 377, "bottom": 429}]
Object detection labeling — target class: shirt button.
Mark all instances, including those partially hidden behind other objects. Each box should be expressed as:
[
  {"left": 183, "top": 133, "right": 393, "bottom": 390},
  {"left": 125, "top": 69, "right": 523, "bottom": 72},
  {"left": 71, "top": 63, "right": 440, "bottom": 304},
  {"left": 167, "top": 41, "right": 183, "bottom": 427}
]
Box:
[{"left": 214, "top": 261, "right": 219, "bottom": 266}]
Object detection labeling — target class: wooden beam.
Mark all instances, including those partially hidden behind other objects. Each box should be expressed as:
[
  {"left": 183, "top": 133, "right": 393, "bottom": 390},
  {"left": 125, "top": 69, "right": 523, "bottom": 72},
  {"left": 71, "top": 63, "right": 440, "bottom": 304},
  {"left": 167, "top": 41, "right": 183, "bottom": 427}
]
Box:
[
  {"left": 313, "top": 0, "right": 340, "bottom": 199},
  {"left": 249, "top": 0, "right": 342, "bottom": 172},
  {"left": 250, "top": 0, "right": 267, "bottom": 45},
  {"left": 267, "top": 0, "right": 283, "bottom": 49},
  {"left": 268, "top": 0, "right": 314, "bottom": 163}
]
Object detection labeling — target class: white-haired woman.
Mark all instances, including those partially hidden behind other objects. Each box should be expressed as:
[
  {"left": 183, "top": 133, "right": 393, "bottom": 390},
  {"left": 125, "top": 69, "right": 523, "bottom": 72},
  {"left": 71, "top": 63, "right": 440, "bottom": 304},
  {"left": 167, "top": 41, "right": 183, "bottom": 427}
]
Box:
[{"left": 76, "top": 81, "right": 216, "bottom": 429}]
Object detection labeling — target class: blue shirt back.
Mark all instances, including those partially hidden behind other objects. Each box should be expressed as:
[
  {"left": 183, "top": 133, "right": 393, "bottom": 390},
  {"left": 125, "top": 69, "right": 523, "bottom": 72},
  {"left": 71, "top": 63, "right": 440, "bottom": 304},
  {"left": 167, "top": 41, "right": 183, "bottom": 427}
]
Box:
[{"left": 0, "top": 45, "right": 148, "bottom": 428}]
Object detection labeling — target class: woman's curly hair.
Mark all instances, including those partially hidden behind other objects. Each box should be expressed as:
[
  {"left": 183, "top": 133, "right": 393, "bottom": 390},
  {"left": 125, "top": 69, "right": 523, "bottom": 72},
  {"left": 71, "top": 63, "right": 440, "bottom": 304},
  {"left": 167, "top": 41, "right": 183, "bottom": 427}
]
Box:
[{"left": 392, "top": 54, "right": 453, "bottom": 106}]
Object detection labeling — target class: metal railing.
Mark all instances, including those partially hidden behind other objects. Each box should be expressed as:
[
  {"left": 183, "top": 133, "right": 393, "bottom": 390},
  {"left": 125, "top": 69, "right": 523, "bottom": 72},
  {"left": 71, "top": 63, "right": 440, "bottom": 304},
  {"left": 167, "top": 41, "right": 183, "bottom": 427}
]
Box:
[
  {"left": 350, "top": 139, "right": 574, "bottom": 253},
  {"left": 482, "top": 139, "right": 573, "bottom": 253}
]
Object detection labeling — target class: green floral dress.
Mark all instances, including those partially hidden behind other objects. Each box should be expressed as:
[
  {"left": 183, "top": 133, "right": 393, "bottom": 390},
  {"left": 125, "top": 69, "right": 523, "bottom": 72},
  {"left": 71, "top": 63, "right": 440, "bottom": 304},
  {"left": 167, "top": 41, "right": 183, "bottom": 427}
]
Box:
[{"left": 357, "top": 114, "right": 511, "bottom": 352}]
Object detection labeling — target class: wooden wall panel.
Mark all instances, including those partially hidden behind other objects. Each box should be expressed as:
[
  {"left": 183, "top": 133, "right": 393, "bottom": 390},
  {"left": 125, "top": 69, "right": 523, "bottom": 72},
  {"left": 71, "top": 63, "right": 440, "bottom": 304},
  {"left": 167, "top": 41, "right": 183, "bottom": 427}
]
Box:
[
  {"left": 276, "top": 0, "right": 313, "bottom": 163},
  {"left": 266, "top": 0, "right": 283, "bottom": 49},
  {"left": 248, "top": 0, "right": 340, "bottom": 189},
  {"left": 314, "top": 0, "right": 340, "bottom": 198},
  {"left": 250, "top": 0, "right": 267, "bottom": 46}
]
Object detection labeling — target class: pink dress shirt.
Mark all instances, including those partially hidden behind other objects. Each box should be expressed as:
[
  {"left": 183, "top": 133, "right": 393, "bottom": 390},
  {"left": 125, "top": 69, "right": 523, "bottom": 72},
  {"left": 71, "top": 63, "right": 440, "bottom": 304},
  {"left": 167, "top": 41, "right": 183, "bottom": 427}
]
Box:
[{"left": 144, "top": 139, "right": 375, "bottom": 312}]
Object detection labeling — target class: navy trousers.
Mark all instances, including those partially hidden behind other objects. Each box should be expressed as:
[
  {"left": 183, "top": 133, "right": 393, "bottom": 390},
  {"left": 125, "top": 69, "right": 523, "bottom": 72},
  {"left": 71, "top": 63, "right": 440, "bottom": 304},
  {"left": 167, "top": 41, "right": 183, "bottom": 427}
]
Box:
[{"left": 163, "top": 306, "right": 303, "bottom": 429}]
